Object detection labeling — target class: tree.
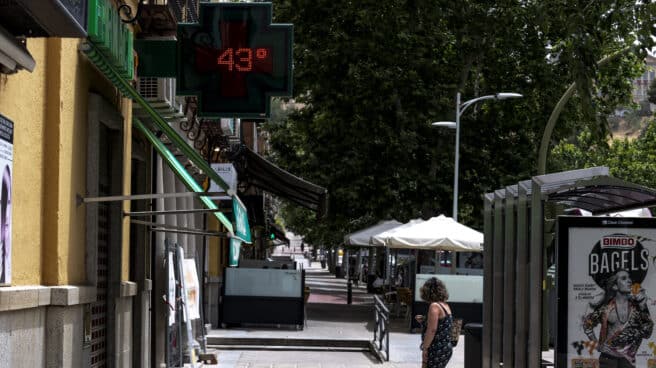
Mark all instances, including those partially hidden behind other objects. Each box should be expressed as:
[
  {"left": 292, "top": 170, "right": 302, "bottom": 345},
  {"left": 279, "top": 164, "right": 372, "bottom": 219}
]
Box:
[
  {"left": 551, "top": 120, "right": 656, "bottom": 189},
  {"left": 265, "top": 0, "right": 656, "bottom": 246}
]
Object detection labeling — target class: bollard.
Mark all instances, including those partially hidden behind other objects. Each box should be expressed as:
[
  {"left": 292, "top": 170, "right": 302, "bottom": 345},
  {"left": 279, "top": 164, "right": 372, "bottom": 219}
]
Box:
[{"left": 347, "top": 280, "right": 352, "bottom": 304}]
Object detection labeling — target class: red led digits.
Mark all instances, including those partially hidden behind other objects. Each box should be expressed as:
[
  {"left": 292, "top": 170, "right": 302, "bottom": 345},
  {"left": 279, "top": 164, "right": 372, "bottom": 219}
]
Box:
[
  {"left": 217, "top": 48, "right": 235, "bottom": 71},
  {"left": 217, "top": 48, "right": 270, "bottom": 72},
  {"left": 256, "top": 48, "right": 268, "bottom": 59},
  {"left": 235, "top": 48, "right": 252, "bottom": 71}
]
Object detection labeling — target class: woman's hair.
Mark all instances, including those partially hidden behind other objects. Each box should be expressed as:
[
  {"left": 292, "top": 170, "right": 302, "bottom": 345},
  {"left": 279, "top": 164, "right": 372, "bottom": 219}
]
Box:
[
  {"left": 589, "top": 270, "right": 625, "bottom": 309},
  {"left": 420, "top": 277, "right": 449, "bottom": 302}
]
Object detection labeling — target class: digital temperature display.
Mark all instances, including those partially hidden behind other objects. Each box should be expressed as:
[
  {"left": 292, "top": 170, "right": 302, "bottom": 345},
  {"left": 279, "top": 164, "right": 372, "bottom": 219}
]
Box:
[
  {"left": 177, "top": 3, "right": 293, "bottom": 118},
  {"left": 217, "top": 48, "right": 269, "bottom": 72}
]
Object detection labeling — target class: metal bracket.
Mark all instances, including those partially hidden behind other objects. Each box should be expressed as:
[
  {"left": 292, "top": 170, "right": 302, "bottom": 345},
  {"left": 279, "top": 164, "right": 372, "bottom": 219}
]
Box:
[
  {"left": 79, "top": 191, "right": 229, "bottom": 205},
  {"left": 130, "top": 219, "right": 228, "bottom": 238},
  {"left": 117, "top": 0, "right": 144, "bottom": 24},
  {"left": 124, "top": 208, "right": 232, "bottom": 217}
]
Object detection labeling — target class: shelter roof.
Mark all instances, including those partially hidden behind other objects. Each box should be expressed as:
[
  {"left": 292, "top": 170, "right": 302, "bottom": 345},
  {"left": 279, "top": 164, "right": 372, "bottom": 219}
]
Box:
[{"left": 486, "top": 166, "right": 656, "bottom": 215}]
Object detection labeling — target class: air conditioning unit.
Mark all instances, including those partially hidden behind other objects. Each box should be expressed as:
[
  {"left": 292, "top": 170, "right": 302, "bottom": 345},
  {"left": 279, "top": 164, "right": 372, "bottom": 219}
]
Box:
[
  {"left": 136, "top": 77, "right": 186, "bottom": 124},
  {"left": 227, "top": 118, "right": 242, "bottom": 144},
  {"left": 220, "top": 118, "right": 236, "bottom": 136}
]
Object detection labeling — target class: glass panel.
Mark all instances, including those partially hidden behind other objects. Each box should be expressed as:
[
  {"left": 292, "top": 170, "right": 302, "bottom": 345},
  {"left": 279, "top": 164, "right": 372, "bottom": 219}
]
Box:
[
  {"left": 225, "top": 268, "right": 302, "bottom": 297},
  {"left": 414, "top": 273, "right": 483, "bottom": 303}
]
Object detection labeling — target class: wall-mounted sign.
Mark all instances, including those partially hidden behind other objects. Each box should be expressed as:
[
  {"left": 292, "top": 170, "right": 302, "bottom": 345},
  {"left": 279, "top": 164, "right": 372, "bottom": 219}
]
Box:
[
  {"left": 60, "top": 0, "right": 87, "bottom": 30},
  {"left": 87, "top": 0, "right": 134, "bottom": 79},
  {"left": 208, "top": 163, "right": 237, "bottom": 197},
  {"left": 177, "top": 3, "right": 293, "bottom": 118},
  {"left": 0, "top": 114, "right": 12, "bottom": 286},
  {"left": 557, "top": 216, "right": 656, "bottom": 368},
  {"left": 229, "top": 238, "right": 241, "bottom": 267},
  {"left": 0, "top": 1, "right": 87, "bottom": 38},
  {"left": 232, "top": 196, "right": 251, "bottom": 243}
]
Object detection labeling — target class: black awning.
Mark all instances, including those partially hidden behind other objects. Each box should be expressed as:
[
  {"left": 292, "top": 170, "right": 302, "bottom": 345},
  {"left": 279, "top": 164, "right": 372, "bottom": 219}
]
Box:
[{"left": 231, "top": 145, "right": 328, "bottom": 216}]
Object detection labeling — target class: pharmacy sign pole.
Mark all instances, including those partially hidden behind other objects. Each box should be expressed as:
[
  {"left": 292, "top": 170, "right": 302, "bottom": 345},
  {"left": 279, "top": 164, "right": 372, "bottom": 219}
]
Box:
[{"left": 176, "top": 2, "right": 293, "bottom": 118}]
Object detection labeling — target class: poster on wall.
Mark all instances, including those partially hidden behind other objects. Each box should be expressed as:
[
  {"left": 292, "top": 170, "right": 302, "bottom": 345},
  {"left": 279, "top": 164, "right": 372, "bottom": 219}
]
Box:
[
  {"left": 182, "top": 259, "right": 200, "bottom": 320},
  {"left": 557, "top": 216, "right": 656, "bottom": 368},
  {"left": 0, "top": 114, "right": 12, "bottom": 286}
]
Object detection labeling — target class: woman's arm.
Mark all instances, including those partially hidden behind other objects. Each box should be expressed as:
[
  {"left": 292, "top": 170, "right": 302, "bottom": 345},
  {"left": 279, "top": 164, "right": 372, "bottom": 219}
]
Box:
[{"left": 421, "top": 303, "right": 442, "bottom": 359}]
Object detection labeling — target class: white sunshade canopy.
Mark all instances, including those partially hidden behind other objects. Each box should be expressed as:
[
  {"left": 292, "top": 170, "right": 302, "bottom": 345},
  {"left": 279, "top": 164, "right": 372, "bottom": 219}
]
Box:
[
  {"left": 370, "top": 218, "right": 426, "bottom": 246},
  {"left": 384, "top": 215, "right": 483, "bottom": 252},
  {"left": 344, "top": 220, "right": 403, "bottom": 246}
]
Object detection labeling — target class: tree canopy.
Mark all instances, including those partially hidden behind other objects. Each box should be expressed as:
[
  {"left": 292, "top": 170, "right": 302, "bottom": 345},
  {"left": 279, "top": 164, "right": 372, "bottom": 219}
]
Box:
[
  {"left": 264, "top": 0, "right": 656, "bottom": 247},
  {"left": 552, "top": 120, "right": 656, "bottom": 190}
]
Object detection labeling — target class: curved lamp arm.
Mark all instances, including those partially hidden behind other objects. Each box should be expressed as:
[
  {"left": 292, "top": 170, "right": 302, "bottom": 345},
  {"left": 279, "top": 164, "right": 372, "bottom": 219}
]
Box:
[{"left": 459, "top": 93, "right": 523, "bottom": 115}]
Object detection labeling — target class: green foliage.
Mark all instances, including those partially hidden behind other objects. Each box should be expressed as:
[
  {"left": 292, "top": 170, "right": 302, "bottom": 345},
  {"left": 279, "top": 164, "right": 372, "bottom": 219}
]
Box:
[
  {"left": 552, "top": 120, "right": 656, "bottom": 189},
  {"left": 264, "top": 0, "right": 656, "bottom": 246}
]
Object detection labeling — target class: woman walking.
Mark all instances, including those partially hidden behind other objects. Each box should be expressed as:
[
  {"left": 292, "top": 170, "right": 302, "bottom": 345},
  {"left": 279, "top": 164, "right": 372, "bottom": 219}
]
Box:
[{"left": 416, "top": 277, "right": 453, "bottom": 368}]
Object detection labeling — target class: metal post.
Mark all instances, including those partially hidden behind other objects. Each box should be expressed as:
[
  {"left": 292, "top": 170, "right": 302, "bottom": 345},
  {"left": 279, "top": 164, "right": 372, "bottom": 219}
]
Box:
[
  {"left": 451, "top": 92, "right": 461, "bottom": 275},
  {"left": 454, "top": 92, "right": 461, "bottom": 222},
  {"left": 347, "top": 281, "right": 352, "bottom": 304}
]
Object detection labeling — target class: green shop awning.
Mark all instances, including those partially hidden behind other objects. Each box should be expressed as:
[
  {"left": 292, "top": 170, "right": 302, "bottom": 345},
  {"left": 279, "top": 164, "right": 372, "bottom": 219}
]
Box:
[{"left": 81, "top": 41, "right": 251, "bottom": 243}]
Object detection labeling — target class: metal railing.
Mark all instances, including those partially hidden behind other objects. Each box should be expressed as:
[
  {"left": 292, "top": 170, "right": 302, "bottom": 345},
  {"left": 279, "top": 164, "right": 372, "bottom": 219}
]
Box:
[{"left": 372, "top": 295, "right": 390, "bottom": 362}]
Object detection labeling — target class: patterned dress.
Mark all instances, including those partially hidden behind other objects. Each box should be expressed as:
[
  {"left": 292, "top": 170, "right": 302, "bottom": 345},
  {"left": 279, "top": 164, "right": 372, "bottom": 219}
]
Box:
[{"left": 422, "top": 302, "right": 453, "bottom": 368}]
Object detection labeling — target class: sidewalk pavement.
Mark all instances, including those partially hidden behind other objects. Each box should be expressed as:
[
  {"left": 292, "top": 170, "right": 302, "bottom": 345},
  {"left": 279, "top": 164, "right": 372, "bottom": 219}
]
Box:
[{"left": 205, "top": 259, "right": 467, "bottom": 368}]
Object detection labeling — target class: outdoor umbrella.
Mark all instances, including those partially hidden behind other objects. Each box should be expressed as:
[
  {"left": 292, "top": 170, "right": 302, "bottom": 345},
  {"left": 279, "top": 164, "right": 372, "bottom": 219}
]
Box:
[
  {"left": 383, "top": 215, "right": 483, "bottom": 252},
  {"left": 369, "top": 218, "right": 426, "bottom": 246},
  {"left": 344, "top": 220, "right": 403, "bottom": 246}
]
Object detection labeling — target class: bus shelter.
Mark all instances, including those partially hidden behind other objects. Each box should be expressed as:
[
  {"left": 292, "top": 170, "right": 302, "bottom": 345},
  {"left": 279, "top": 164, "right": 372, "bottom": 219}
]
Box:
[{"left": 483, "top": 166, "right": 656, "bottom": 368}]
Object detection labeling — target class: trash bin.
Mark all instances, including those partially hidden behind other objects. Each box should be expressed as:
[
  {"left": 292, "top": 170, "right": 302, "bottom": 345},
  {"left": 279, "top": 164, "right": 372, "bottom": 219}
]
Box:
[
  {"left": 464, "top": 323, "right": 482, "bottom": 368},
  {"left": 366, "top": 274, "right": 376, "bottom": 293},
  {"left": 320, "top": 260, "right": 326, "bottom": 268},
  {"left": 334, "top": 266, "right": 343, "bottom": 278}
]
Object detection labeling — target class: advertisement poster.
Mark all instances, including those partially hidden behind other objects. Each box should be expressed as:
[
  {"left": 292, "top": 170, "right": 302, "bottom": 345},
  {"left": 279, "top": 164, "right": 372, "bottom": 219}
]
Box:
[
  {"left": 0, "top": 114, "right": 12, "bottom": 286},
  {"left": 557, "top": 217, "right": 656, "bottom": 368},
  {"left": 182, "top": 259, "right": 200, "bottom": 320}
]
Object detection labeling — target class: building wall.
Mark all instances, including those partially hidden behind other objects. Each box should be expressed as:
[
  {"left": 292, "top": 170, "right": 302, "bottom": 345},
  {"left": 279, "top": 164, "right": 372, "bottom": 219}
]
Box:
[
  {"left": 0, "top": 34, "right": 138, "bottom": 367},
  {"left": 632, "top": 55, "right": 656, "bottom": 105},
  {"left": 0, "top": 38, "right": 47, "bottom": 286},
  {"left": 0, "top": 37, "right": 121, "bottom": 286}
]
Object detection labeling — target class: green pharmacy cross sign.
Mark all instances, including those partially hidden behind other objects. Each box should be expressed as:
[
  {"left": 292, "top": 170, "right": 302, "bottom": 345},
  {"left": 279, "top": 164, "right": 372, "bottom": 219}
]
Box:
[{"left": 177, "top": 3, "right": 293, "bottom": 118}]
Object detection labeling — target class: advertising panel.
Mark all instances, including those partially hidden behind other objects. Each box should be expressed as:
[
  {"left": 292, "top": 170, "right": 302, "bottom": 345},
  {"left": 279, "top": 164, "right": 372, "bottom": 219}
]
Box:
[
  {"left": 167, "top": 251, "right": 176, "bottom": 326},
  {"left": 0, "top": 114, "right": 12, "bottom": 286},
  {"left": 182, "top": 259, "right": 201, "bottom": 320},
  {"left": 557, "top": 217, "right": 656, "bottom": 368}
]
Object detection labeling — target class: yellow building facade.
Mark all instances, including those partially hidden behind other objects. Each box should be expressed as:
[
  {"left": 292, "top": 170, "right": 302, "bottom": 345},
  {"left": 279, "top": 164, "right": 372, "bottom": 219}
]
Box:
[{"left": 0, "top": 33, "right": 141, "bottom": 366}]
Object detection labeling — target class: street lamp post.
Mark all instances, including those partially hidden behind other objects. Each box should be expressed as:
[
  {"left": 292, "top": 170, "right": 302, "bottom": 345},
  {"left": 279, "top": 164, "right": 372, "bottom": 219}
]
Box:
[{"left": 432, "top": 92, "right": 522, "bottom": 223}]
